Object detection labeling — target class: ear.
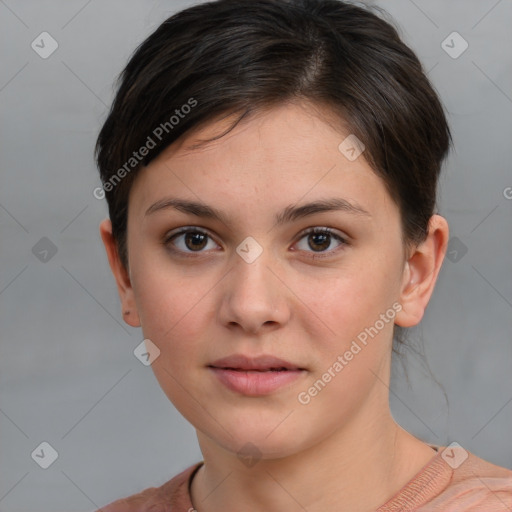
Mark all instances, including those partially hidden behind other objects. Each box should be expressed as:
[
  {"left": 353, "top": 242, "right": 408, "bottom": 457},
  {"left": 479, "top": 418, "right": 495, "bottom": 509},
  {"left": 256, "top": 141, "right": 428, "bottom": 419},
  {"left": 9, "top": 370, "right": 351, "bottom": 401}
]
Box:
[
  {"left": 99, "top": 219, "right": 141, "bottom": 328},
  {"left": 395, "top": 214, "right": 449, "bottom": 327}
]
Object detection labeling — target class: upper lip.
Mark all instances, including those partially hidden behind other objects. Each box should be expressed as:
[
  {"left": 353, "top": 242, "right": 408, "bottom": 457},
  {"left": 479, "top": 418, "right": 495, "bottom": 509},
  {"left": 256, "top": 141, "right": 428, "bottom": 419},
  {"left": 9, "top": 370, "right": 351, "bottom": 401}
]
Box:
[{"left": 208, "top": 354, "right": 304, "bottom": 371}]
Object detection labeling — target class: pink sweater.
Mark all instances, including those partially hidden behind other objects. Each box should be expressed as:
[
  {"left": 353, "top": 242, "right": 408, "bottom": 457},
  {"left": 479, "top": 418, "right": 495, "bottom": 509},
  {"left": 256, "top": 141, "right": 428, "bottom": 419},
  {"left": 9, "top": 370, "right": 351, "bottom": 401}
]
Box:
[{"left": 97, "top": 446, "right": 512, "bottom": 511}]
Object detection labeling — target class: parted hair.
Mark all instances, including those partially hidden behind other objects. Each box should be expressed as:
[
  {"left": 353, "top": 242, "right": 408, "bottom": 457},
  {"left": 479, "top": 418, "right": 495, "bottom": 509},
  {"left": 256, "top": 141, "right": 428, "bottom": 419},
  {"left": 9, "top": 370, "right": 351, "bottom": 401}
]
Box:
[{"left": 95, "top": 0, "right": 451, "bottom": 270}]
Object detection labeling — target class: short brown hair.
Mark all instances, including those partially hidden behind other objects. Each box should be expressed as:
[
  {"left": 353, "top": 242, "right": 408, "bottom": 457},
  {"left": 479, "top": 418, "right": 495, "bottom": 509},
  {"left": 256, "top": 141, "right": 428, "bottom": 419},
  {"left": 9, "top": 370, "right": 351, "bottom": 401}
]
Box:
[{"left": 95, "top": 0, "right": 451, "bottom": 269}]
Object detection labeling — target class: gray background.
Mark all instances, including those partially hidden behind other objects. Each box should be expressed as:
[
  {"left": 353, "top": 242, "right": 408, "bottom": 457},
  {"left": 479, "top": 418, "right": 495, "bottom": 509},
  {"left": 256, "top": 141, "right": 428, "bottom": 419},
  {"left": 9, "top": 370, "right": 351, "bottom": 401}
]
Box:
[{"left": 1, "top": 0, "right": 511, "bottom": 510}]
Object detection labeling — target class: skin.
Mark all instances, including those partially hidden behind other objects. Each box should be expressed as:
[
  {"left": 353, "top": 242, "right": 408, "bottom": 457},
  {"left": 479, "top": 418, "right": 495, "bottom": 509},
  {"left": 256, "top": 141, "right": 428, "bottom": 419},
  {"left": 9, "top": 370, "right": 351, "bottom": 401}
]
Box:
[{"left": 100, "top": 100, "right": 449, "bottom": 512}]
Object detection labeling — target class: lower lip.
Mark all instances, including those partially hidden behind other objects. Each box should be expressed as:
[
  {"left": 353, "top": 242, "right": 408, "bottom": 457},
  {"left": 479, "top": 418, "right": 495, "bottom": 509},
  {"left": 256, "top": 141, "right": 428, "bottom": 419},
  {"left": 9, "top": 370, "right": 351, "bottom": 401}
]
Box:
[{"left": 209, "top": 367, "right": 305, "bottom": 396}]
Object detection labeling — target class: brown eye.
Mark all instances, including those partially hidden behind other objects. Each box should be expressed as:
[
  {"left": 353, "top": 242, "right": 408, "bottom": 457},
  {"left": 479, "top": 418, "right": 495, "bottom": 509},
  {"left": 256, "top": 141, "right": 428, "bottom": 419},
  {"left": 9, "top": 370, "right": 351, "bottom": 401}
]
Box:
[
  {"left": 308, "top": 231, "right": 331, "bottom": 251},
  {"left": 165, "top": 228, "right": 219, "bottom": 254},
  {"left": 183, "top": 231, "right": 208, "bottom": 251},
  {"left": 295, "top": 227, "right": 347, "bottom": 256}
]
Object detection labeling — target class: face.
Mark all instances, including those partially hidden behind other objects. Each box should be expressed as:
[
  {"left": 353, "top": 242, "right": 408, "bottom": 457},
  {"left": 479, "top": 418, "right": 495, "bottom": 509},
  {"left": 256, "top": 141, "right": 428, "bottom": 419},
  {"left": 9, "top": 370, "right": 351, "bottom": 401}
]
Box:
[{"left": 118, "top": 101, "right": 415, "bottom": 459}]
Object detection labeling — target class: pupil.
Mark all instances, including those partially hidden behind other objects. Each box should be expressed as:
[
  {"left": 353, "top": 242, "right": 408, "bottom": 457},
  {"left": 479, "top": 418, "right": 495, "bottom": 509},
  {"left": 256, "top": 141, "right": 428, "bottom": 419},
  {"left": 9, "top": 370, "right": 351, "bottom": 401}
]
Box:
[
  {"left": 310, "top": 233, "right": 329, "bottom": 251},
  {"left": 185, "top": 232, "right": 207, "bottom": 251}
]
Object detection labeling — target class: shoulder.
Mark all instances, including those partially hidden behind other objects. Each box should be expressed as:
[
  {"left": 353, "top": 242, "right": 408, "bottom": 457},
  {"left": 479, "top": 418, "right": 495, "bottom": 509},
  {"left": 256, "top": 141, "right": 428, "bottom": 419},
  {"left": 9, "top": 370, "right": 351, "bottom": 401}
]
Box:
[
  {"left": 424, "top": 449, "right": 512, "bottom": 511},
  {"left": 95, "top": 462, "right": 203, "bottom": 512}
]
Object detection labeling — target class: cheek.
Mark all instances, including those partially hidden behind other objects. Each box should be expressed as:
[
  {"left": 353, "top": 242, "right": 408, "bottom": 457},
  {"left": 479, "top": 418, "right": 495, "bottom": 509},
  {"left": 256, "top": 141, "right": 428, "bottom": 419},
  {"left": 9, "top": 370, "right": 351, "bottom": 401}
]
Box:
[
  {"left": 292, "top": 270, "right": 399, "bottom": 424},
  {"left": 131, "top": 264, "right": 215, "bottom": 417},
  {"left": 293, "top": 254, "right": 401, "bottom": 341},
  {"left": 130, "top": 256, "right": 214, "bottom": 356}
]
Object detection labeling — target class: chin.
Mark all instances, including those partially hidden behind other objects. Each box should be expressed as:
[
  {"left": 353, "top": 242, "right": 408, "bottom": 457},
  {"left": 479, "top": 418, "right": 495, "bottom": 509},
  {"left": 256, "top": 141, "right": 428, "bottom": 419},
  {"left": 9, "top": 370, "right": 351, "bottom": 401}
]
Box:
[{"left": 198, "top": 414, "right": 317, "bottom": 462}]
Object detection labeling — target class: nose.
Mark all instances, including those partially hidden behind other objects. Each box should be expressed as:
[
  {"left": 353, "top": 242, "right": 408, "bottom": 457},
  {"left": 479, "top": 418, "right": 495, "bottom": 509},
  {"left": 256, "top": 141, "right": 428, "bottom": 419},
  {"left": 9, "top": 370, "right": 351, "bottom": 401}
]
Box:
[{"left": 218, "top": 247, "right": 290, "bottom": 335}]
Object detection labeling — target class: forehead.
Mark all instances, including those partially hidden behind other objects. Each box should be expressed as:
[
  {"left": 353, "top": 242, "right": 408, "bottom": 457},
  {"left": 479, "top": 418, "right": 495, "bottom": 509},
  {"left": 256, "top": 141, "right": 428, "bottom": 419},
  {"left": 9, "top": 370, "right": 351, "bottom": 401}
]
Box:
[
  {"left": 153, "top": 100, "right": 350, "bottom": 160},
  {"left": 128, "top": 101, "right": 398, "bottom": 226}
]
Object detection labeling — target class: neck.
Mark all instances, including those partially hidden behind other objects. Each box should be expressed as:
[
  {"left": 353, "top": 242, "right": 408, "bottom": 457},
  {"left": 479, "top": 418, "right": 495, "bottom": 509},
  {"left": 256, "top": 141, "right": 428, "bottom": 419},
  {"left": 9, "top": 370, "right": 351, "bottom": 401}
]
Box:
[{"left": 190, "top": 398, "right": 437, "bottom": 512}]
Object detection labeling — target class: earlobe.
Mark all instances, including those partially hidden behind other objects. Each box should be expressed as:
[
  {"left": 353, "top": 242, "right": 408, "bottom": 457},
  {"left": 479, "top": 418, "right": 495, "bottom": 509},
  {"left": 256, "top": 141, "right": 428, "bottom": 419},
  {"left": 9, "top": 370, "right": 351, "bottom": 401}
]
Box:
[
  {"left": 99, "top": 219, "right": 141, "bottom": 328},
  {"left": 395, "top": 215, "right": 449, "bottom": 328}
]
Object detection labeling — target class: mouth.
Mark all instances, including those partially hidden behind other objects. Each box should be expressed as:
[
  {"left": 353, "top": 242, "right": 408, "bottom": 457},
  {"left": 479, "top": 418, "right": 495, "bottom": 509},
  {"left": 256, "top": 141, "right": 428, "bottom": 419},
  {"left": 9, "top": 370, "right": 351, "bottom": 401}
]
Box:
[
  {"left": 207, "top": 354, "right": 307, "bottom": 396},
  {"left": 213, "top": 367, "right": 294, "bottom": 372},
  {"left": 208, "top": 354, "right": 305, "bottom": 372}
]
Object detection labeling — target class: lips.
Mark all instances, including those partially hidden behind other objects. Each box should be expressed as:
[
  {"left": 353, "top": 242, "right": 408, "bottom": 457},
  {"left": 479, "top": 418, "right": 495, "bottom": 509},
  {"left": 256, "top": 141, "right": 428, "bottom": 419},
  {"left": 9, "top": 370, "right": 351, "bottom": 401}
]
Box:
[
  {"left": 208, "top": 354, "right": 304, "bottom": 372},
  {"left": 208, "top": 354, "right": 306, "bottom": 396}
]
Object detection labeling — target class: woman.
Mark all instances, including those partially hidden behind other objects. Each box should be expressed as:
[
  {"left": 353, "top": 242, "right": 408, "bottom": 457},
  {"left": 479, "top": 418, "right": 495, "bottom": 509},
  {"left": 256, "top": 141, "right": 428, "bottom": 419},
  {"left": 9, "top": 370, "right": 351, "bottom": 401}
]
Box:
[{"left": 94, "top": 0, "right": 512, "bottom": 510}]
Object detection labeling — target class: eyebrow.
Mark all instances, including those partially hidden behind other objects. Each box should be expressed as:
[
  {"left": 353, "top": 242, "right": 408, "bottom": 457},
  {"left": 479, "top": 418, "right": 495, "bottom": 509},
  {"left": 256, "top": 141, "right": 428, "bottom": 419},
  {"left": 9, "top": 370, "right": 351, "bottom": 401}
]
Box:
[{"left": 144, "top": 196, "right": 371, "bottom": 226}]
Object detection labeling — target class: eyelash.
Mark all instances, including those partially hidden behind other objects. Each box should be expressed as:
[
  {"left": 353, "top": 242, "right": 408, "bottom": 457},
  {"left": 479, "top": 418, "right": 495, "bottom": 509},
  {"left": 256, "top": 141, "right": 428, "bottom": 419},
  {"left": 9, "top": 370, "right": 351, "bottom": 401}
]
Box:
[{"left": 163, "top": 226, "right": 348, "bottom": 260}]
